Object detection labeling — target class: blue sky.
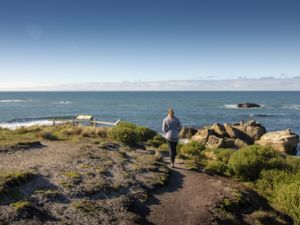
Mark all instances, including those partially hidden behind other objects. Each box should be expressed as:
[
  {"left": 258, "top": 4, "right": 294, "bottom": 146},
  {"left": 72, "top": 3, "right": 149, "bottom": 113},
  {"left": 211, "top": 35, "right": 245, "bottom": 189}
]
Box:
[{"left": 0, "top": 0, "right": 299, "bottom": 90}]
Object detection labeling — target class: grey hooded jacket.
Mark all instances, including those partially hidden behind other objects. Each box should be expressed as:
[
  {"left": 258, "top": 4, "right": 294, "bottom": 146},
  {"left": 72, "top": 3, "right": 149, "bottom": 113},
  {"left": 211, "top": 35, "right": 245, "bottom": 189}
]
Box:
[{"left": 162, "top": 116, "right": 182, "bottom": 142}]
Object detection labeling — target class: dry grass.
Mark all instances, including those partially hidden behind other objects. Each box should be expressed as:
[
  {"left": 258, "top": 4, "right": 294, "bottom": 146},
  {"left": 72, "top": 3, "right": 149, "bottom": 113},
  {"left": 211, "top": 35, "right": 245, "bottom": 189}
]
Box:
[{"left": 0, "top": 125, "right": 168, "bottom": 224}]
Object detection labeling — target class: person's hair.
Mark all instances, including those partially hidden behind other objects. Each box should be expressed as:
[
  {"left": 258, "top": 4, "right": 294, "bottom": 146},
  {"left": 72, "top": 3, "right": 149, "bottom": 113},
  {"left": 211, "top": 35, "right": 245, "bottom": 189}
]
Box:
[{"left": 168, "top": 108, "right": 175, "bottom": 118}]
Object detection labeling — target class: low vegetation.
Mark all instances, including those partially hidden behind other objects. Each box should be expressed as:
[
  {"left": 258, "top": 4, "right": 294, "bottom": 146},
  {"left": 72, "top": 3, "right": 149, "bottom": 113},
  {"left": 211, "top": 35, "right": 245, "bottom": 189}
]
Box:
[
  {"left": 11, "top": 200, "right": 32, "bottom": 211},
  {"left": 178, "top": 141, "right": 205, "bottom": 157},
  {"left": 0, "top": 123, "right": 169, "bottom": 224},
  {"left": 178, "top": 140, "right": 300, "bottom": 224},
  {"left": 108, "top": 121, "right": 157, "bottom": 146},
  {"left": 0, "top": 127, "right": 39, "bottom": 149}
]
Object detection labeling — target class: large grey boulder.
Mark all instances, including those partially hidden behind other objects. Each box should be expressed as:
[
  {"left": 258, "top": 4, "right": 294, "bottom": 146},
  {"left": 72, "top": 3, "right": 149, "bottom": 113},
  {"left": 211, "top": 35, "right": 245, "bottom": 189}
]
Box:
[
  {"left": 211, "top": 123, "right": 227, "bottom": 137},
  {"left": 191, "top": 128, "right": 218, "bottom": 143},
  {"left": 234, "top": 138, "right": 249, "bottom": 148},
  {"left": 256, "top": 129, "right": 299, "bottom": 155},
  {"left": 224, "top": 123, "right": 254, "bottom": 145},
  {"left": 206, "top": 135, "right": 226, "bottom": 149},
  {"left": 223, "top": 138, "right": 235, "bottom": 148},
  {"left": 232, "top": 120, "right": 266, "bottom": 140},
  {"left": 179, "top": 127, "right": 198, "bottom": 139},
  {"left": 191, "top": 128, "right": 211, "bottom": 143}
]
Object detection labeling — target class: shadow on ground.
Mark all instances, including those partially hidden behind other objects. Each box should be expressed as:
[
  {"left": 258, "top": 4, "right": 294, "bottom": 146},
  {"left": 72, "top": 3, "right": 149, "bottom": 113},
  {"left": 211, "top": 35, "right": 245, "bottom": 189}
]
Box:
[
  {"left": 131, "top": 168, "right": 185, "bottom": 225},
  {"left": 213, "top": 188, "right": 293, "bottom": 225}
]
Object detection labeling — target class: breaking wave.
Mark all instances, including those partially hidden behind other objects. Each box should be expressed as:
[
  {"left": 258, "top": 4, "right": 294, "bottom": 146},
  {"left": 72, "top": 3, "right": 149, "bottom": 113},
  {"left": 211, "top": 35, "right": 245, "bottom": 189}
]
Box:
[
  {"left": 282, "top": 104, "right": 300, "bottom": 110},
  {"left": 0, "top": 99, "right": 32, "bottom": 103},
  {"left": 224, "top": 104, "right": 239, "bottom": 109},
  {"left": 249, "top": 114, "right": 281, "bottom": 118},
  {"left": 55, "top": 101, "right": 72, "bottom": 105},
  {"left": 0, "top": 116, "right": 73, "bottom": 130}
]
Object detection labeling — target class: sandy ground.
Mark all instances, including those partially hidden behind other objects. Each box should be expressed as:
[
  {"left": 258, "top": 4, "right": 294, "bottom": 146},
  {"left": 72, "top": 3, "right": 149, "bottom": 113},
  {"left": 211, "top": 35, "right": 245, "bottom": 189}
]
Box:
[{"left": 0, "top": 141, "right": 84, "bottom": 173}]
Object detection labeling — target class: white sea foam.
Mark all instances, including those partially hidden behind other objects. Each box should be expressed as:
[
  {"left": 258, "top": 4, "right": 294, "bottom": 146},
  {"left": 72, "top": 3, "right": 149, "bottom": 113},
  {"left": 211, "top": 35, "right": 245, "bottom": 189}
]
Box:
[
  {"left": 0, "top": 99, "right": 31, "bottom": 103},
  {"left": 224, "top": 104, "right": 239, "bottom": 109},
  {"left": 55, "top": 101, "right": 72, "bottom": 105},
  {"left": 282, "top": 104, "right": 300, "bottom": 110},
  {"left": 0, "top": 120, "right": 66, "bottom": 130}
]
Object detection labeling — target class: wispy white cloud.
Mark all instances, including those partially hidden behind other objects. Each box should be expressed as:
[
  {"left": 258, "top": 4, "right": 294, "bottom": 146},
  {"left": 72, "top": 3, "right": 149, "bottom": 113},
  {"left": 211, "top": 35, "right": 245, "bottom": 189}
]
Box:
[{"left": 1, "top": 76, "right": 300, "bottom": 91}]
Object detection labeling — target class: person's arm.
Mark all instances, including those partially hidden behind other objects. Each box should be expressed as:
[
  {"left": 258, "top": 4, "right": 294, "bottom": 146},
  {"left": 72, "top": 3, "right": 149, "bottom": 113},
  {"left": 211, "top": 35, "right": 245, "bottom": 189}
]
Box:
[
  {"left": 177, "top": 118, "right": 182, "bottom": 131},
  {"left": 162, "top": 119, "right": 168, "bottom": 134}
]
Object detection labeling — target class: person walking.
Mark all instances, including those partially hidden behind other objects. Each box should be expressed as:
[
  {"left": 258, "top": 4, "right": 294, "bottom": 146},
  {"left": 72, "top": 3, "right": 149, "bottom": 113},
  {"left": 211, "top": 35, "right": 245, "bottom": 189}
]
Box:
[{"left": 162, "top": 109, "right": 182, "bottom": 168}]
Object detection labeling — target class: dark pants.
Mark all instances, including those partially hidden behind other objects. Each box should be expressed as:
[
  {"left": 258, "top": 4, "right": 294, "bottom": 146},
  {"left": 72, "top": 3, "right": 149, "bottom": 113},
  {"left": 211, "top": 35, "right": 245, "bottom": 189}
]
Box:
[{"left": 167, "top": 140, "right": 178, "bottom": 163}]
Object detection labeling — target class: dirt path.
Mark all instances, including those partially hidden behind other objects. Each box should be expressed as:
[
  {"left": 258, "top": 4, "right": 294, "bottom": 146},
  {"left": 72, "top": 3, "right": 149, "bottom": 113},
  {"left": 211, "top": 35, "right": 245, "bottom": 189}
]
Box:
[{"left": 135, "top": 158, "right": 237, "bottom": 225}]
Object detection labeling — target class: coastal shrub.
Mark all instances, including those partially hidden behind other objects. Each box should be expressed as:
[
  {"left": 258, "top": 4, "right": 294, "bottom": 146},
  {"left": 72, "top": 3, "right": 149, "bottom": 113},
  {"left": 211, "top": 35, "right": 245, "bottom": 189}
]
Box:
[
  {"left": 255, "top": 169, "right": 293, "bottom": 198},
  {"left": 95, "top": 127, "right": 108, "bottom": 138},
  {"left": 39, "top": 131, "right": 59, "bottom": 141},
  {"left": 158, "top": 143, "right": 169, "bottom": 151},
  {"left": 179, "top": 141, "right": 205, "bottom": 157},
  {"left": 61, "top": 128, "right": 75, "bottom": 137},
  {"left": 146, "top": 139, "right": 164, "bottom": 148},
  {"left": 108, "top": 126, "right": 139, "bottom": 146},
  {"left": 273, "top": 180, "right": 300, "bottom": 224},
  {"left": 81, "top": 127, "right": 97, "bottom": 137},
  {"left": 205, "top": 161, "right": 227, "bottom": 175},
  {"left": 228, "top": 145, "right": 282, "bottom": 181},
  {"left": 14, "top": 127, "right": 30, "bottom": 135},
  {"left": 203, "top": 149, "right": 235, "bottom": 175},
  {"left": 60, "top": 126, "right": 107, "bottom": 138},
  {"left": 109, "top": 121, "right": 157, "bottom": 145},
  {"left": 255, "top": 169, "right": 300, "bottom": 223},
  {"left": 212, "top": 148, "right": 235, "bottom": 164},
  {"left": 15, "top": 126, "right": 42, "bottom": 135},
  {"left": 11, "top": 200, "right": 32, "bottom": 211},
  {"left": 285, "top": 156, "right": 300, "bottom": 172},
  {"left": 72, "top": 127, "right": 84, "bottom": 135},
  {"left": 146, "top": 134, "right": 166, "bottom": 148},
  {"left": 153, "top": 134, "right": 166, "bottom": 142},
  {"left": 116, "top": 121, "right": 138, "bottom": 129},
  {"left": 136, "top": 127, "right": 157, "bottom": 142}
]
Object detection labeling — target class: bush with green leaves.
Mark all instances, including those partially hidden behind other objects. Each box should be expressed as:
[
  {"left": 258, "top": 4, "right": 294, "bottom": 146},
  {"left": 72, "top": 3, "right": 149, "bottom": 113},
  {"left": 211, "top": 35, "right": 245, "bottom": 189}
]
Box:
[
  {"left": 204, "top": 145, "right": 300, "bottom": 224},
  {"left": 255, "top": 168, "right": 300, "bottom": 223},
  {"left": 178, "top": 141, "right": 205, "bottom": 157},
  {"left": 273, "top": 179, "right": 300, "bottom": 224},
  {"left": 158, "top": 143, "right": 169, "bottom": 151},
  {"left": 203, "top": 149, "right": 235, "bottom": 175},
  {"left": 146, "top": 134, "right": 166, "bottom": 148},
  {"left": 136, "top": 126, "right": 157, "bottom": 142},
  {"left": 285, "top": 156, "right": 300, "bottom": 172},
  {"left": 255, "top": 169, "right": 293, "bottom": 198},
  {"left": 116, "top": 121, "right": 138, "bottom": 129},
  {"left": 205, "top": 161, "right": 227, "bottom": 174},
  {"left": 39, "top": 131, "right": 59, "bottom": 141},
  {"left": 108, "top": 126, "right": 139, "bottom": 146},
  {"left": 153, "top": 134, "right": 166, "bottom": 143},
  {"left": 212, "top": 148, "right": 235, "bottom": 164},
  {"left": 228, "top": 145, "right": 283, "bottom": 181},
  {"left": 108, "top": 121, "right": 157, "bottom": 146}
]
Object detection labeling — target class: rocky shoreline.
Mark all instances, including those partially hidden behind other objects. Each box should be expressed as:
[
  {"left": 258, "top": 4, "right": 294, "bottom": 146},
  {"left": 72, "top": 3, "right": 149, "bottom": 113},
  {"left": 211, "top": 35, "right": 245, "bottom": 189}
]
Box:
[{"left": 180, "top": 120, "right": 299, "bottom": 155}]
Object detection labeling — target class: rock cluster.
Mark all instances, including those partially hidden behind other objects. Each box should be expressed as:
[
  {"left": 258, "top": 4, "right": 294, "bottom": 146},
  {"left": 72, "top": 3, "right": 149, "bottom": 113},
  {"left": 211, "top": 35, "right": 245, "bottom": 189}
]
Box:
[
  {"left": 184, "top": 120, "right": 299, "bottom": 155},
  {"left": 237, "top": 103, "right": 261, "bottom": 108},
  {"left": 190, "top": 120, "right": 265, "bottom": 149},
  {"left": 179, "top": 127, "right": 198, "bottom": 139},
  {"left": 256, "top": 129, "right": 299, "bottom": 155}
]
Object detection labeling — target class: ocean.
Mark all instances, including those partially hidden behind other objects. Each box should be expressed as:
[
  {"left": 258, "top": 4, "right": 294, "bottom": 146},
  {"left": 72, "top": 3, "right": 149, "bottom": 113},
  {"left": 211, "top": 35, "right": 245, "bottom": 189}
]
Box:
[{"left": 0, "top": 91, "right": 299, "bottom": 153}]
